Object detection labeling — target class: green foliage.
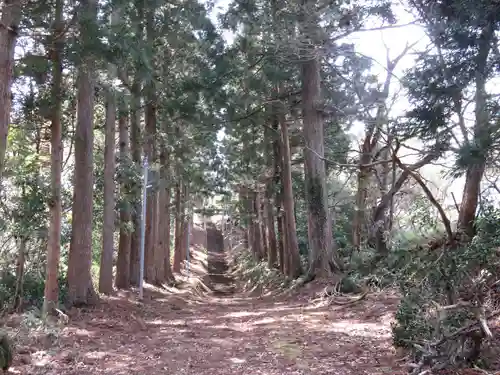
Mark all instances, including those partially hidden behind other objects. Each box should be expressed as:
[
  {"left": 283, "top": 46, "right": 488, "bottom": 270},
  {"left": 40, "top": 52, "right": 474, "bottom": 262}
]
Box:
[
  {"left": 391, "top": 207, "right": 500, "bottom": 365},
  {"left": 229, "top": 248, "right": 289, "bottom": 291},
  {"left": 0, "top": 271, "right": 68, "bottom": 310}
]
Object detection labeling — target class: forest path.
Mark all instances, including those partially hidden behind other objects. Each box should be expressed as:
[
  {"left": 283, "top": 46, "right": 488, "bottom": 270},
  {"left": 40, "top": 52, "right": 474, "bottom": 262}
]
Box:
[
  {"left": 10, "top": 223, "right": 406, "bottom": 375},
  {"left": 206, "top": 223, "right": 235, "bottom": 296},
  {"left": 12, "top": 290, "right": 406, "bottom": 375}
]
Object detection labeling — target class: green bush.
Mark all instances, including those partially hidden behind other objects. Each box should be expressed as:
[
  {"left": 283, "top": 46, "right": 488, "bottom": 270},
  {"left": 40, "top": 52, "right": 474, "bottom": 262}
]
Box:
[
  {"left": 391, "top": 207, "right": 500, "bottom": 368},
  {"left": 0, "top": 271, "right": 68, "bottom": 310}
]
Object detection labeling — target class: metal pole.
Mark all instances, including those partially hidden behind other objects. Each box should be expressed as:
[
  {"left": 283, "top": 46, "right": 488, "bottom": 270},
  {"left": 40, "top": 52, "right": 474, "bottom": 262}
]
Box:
[{"left": 139, "top": 156, "right": 148, "bottom": 300}]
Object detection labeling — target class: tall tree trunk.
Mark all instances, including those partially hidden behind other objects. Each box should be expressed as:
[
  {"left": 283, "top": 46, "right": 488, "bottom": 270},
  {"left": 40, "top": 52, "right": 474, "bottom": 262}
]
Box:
[
  {"left": 143, "top": 96, "right": 158, "bottom": 283},
  {"left": 258, "top": 190, "right": 268, "bottom": 260},
  {"left": 159, "top": 144, "right": 173, "bottom": 282},
  {"left": 181, "top": 184, "right": 189, "bottom": 262},
  {"left": 352, "top": 57, "right": 397, "bottom": 250},
  {"left": 277, "top": 210, "right": 286, "bottom": 273},
  {"left": 128, "top": 0, "right": 144, "bottom": 286},
  {"left": 272, "top": 115, "right": 285, "bottom": 273},
  {"left": 173, "top": 180, "right": 183, "bottom": 273},
  {"left": 98, "top": 91, "right": 116, "bottom": 294},
  {"left": 265, "top": 188, "right": 278, "bottom": 268},
  {"left": 251, "top": 190, "right": 264, "bottom": 260},
  {"left": 301, "top": 56, "right": 340, "bottom": 279},
  {"left": 43, "top": 0, "right": 63, "bottom": 316},
  {"left": 13, "top": 237, "right": 26, "bottom": 311},
  {"left": 129, "top": 82, "right": 141, "bottom": 286},
  {"left": 265, "top": 122, "right": 278, "bottom": 268},
  {"left": 457, "top": 24, "right": 493, "bottom": 238},
  {"left": 67, "top": 0, "right": 99, "bottom": 306},
  {"left": 116, "top": 103, "right": 131, "bottom": 289},
  {"left": 0, "top": 0, "right": 22, "bottom": 181},
  {"left": 143, "top": 3, "right": 159, "bottom": 284},
  {"left": 278, "top": 108, "right": 302, "bottom": 278}
]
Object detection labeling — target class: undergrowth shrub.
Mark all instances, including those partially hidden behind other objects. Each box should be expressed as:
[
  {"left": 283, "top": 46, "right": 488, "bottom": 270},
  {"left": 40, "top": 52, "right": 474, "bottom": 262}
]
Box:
[
  {"left": 0, "top": 271, "right": 68, "bottom": 310},
  {"left": 228, "top": 247, "right": 289, "bottom": 291},
  {"left": 391, "top": 207, "right": 500, "bottom": 370}
]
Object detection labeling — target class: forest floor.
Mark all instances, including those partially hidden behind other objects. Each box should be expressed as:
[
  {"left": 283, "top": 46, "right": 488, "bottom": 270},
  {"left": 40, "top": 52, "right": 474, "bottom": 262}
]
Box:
[{"left": 4, "top": 222, "right": 489, "bottom": 375}]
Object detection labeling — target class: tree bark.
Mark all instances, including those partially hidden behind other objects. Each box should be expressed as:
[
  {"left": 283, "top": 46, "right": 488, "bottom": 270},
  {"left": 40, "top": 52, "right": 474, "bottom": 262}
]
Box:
[
  {"left": 265, "top": 186, "right": 278, "bottom": 268},
  {"left": 13, "top": 237, "right": 26, "bottom": 311},
  {"left": 278, "top": 108, "right": 302, "bottom": 278},
  {"left": 143, "top": 95, "right": 158, "bottom": 283},
  {"left": 159, "top": 145, "right": 173, "bottom": 282},
  {"left": 98, "top": 91, "right": 116, "bottom": 294},
  {"left": 258, "top": 190, "right": 268, "bottom": 260},
  {"left": 457, "top": 24, "right": 493, "bottom": 238},
  {"left": 116, "top": 103, "right": 131, "bottom": 289},
  {"left": 173, "top": 180, "right": 183, "bottom": 273},
  {"left": 129, "top": 82, "right": 141, "bottom": 286},
  {"left": 67, "top": 0, "right": 99, "bottom": 306},
  {"left": 43, "top": 0, "right": 64, "bottom": 316},
  {"left": 0, "top": 0, "right": 22, "bottom": 182},
  {"left": 301, "top": 56, "right": 340, "bottom": 279}
]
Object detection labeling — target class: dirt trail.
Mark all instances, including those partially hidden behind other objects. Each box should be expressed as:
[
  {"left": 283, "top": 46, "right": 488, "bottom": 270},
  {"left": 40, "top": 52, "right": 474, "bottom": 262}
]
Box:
[
  {"left": 8, "top": 224, "right": 407, "bottom": 375},
  {"left": 206, "top": 224, "right": 234, "bottom": 295}
]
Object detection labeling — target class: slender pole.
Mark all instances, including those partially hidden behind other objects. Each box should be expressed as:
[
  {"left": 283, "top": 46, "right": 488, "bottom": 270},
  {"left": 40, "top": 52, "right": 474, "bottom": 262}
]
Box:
[{"left": 139, "top": 156, "right": 148, "bottom": 300}]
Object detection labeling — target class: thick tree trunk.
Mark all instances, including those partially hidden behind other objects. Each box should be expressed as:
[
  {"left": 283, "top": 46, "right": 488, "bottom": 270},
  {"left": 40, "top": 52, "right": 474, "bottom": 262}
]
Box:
[
  {"left": 144, "top": 96, "right": 158, "bottom": 283},
  {"left": 272, "top": 116, "right": 285, "bottom": 273},
  {"left": 143, "top": 5, "right": 159, "bottom": 284},
  {"left": 457, "top": 25, "right": 492, "bottom": 238},
  {"left": 67, "top": 0, "right": 99, "bottom": 305},
  {"left": 129, "top": 83, "right": 141, "bottom": 286},
  {"left": 116, "top": 103, "right": 131, "bottom": 289},
  {"left": 258, "top": 190, "right": 268, "bottom": 260},
  {"left": 265, "top": 188, "right": 278, "bottom": 268},
  {"left": 98, "top": 92, "right": 116, "bottom": 294},
  {"left": 277, "top": 210, "right": 286, "bottom": 273},
  {"left": 251, "top": 190, "right": 264, "bottom": 260},
  {"left": 173, "top": 180, "right": 183, "bottom": 273},
  {"left": 158, "top": 146, "right": 173, "bottom": 282},
  {"left": 13, "top": 237, "right": 26, "bottom": 311},
  {"left": 301, "top": 57, "right": 340, "bottom": 279},
  {"left": 278, "top": 110, "right": 302, "bottom": 278},
  {"left": 43, "top": 0, "right": 64, "bottom": 316},
  {"left": 0, "top": 0, "right": 22, "bottom": 181}
]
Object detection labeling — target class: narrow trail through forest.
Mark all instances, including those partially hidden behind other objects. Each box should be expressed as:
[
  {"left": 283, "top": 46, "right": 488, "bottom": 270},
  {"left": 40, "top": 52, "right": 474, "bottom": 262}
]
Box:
[{"left": 10, "top": 222, "right": 406, "bottom": 375}]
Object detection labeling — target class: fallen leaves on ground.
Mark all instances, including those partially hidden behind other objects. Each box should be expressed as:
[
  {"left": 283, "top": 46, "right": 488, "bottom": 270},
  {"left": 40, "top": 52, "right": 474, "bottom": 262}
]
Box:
[{"left": 8, "top": 286, "right": 409, "bottom": 375}]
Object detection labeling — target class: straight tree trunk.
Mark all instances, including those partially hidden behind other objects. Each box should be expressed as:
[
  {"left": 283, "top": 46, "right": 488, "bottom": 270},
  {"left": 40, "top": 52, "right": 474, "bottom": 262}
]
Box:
[
  {"left": 258, "top": 190, "right": 268, "bottom": 260},
  {"left": 272, "top": 115, "right": 285, "bottom": 273},
  {"left": 128, "top": 0, "right": 144, "bottom": 286},
  {"left": 143, "top": 96, "right": 158, "bottom": 283},
  {"left": 116, "top": 103, "right": 131, "bottom": 289},
  {"left": 67, "top": 0, "right": 99, "bottom": 306},
  {"left": 301, "top": 56, "right": 340, "bottom": 279},
  {"left": 0, "top": 0, "right": 22, "bottom": 181},
  {"left": 251, "top": 190, "right": 264, "bottom": 260},
  {"left": 173, "top": 180, "right": 183, "bottom": 273},
  {"left": 98, "top": 91, "right": 116, "bottom": 294},
  {"left": 143, "top": 4, "right": 159, "bottom": 284},
  {"left": 43, "top": 0, "right": 64, "bottom": 316},
  {"left": 457, "top": 24, "right": 492, "bottom": 238},
  {"left": 129, "top": 83, "right": 141, "bottom": 286},
  {"left": 265, "top": 122, "right": 278, "bottom": 268},
  {"left": 13, "top": 237, "right": 26, "bottom": 311},
  {"left": 158, "top": 145, "right": 173, "bottom": 282},
  {"left": 278, "top": 108, "right": 302, "bottom": 278},
  {"left": 265, "top": 189, "right": 278, "bottom": 268}
]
